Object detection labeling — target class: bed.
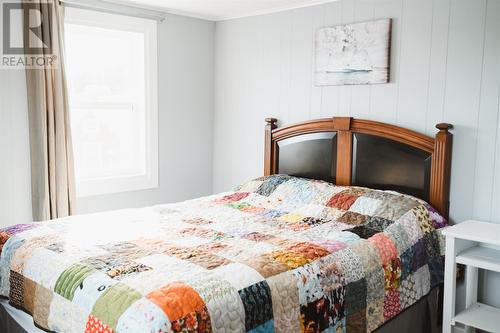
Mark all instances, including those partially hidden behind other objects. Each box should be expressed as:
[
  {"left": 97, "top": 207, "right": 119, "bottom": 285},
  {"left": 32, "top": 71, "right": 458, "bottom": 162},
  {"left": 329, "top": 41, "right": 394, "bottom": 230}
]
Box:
[{"left": 0, "top": 117, "right": 453, "bottom": 333}]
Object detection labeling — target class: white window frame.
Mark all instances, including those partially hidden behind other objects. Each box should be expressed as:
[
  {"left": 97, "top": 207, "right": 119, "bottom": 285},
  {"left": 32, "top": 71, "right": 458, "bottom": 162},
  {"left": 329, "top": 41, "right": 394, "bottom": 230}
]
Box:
[{"left": 65, "top": 7, "right": 158, "bottom": 198}]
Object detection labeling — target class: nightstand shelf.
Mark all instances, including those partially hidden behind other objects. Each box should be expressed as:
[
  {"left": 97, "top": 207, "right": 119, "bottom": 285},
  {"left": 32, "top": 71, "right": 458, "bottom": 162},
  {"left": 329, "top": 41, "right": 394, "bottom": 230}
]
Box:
[
  {"left": 456, "top": 246, "right": 500, "bottom": 273},
  {"left": 452, "top": 302, "right": 500, "bottom": 333},
  {"left": 441, "top": 220, "right": 500, "bottom": 333}
]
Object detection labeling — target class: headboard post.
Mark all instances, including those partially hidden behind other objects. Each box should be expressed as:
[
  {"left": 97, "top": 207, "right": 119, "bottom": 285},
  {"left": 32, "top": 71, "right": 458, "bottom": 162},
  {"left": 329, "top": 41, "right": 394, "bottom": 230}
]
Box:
[
  {"left": 429, "top": 123, "right": 453, "bottom": 219},
  {"left": 264, "top": 118, "right": 278, "bottom": 176},
  {"left": 333, "top": 117, "right": 353, "bottom": 186}
]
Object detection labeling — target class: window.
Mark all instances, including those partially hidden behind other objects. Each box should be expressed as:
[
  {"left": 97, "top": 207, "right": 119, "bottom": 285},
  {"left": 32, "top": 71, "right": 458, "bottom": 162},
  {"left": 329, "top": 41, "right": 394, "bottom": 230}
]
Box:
[{"left": 65, "top": 8, "right": 158, "bottom": 197}]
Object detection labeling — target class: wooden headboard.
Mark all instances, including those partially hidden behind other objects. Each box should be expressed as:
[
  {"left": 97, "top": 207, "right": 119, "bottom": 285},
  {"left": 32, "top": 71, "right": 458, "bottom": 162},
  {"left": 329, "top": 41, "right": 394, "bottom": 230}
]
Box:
[{"left": 264, "top": 117, "right": 453, "bottom": 218}]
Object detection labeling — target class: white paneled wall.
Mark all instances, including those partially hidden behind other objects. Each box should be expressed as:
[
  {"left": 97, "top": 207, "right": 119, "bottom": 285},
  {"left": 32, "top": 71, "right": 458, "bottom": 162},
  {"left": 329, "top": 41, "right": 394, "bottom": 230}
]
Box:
[
  {"left": 214, "top": 0, "right": 500, "bottom": 223},
  {"left": 213, "top": 0, "right": 500, "bottom": 306},
  {"left": 0, "top": 70, "right": 33, "bottom": 227}
]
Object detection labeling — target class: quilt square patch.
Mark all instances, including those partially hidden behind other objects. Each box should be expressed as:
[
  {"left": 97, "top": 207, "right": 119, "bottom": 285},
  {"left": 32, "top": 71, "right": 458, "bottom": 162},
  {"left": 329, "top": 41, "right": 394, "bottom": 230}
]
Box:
[
  {"left": 365, "top": 268, "right": 385, "bottom": 301},
  {"left": 182, "top": 217, "right": 214, "bottom": 225},
  {"left": 425, "top": 203, "right": 447, "bottom": 229},
  {"left": 428, "top": 257, "right": 444, "bottom": 288},
  {"left": 313, "top": 240, "right": 347, "bottom": 254},
  {"left": 326, "top": 193, "right": 359, "bottom": 211},
  {"left": 350, "top": 240, "right": 381, "bottom": 275},
  {"left": 45, "top": 241, "right": 67, "bottom": 254},
  {"left": 180, "top": 227, "right": 226, "bottom": 241},
  {"left": 248, "top": 320, "right": 274, "bottom": 333},
  {"left": 243, "top": 232, "right": 276, "bottom": 242},
  {"left": 226, "top": 201, "right": 251, "bottom": 211},
  {"left": 236, "top": 179, "right": 264, "bottom": 193},
  {"left": 316, "top": 256, "right": 344, "bottom": 294},
  {"left": 366, "top": 298, "right": 384, "bottom": 332},
  {"left": 215, "top": 192, "right": 250, "bottom": 204},
  {"left": 365, "top": 216, "right": 393, "bottom": 231},
  {"left": 397, "top": 210, "right": 424, "bottom": 245},
  {"left": 256, "top": 175, "right": 292, "bottom": 197},
  {"left": 22, "top": 281, "right": 40, "bottom": 314},
  {"left": 261, "top": 209, "right": 287, "bottom": 219},
  {"left": 212, "top": 263, "right": 264, "bottom": 290},
  {"left": 293, "top": 263, "right": 324, "bottom": 305},
  {"left": 194, "top": 241, "right": 228, "bottom": 253},
  {"left": 269, "top": 250, "right": 311, "bottom": 270},
  {"left": 337, "top": 211, "right": 368, "bottom": 226},
  {"left": 413, "top": 266, "right": 431, "bottom": 298},
  {"left": 346, "top": 308, "right": 367, "bottom": 333},
  {"left": 412, "top": 205, "right": 434, "bottom": 234},
  {"left": 299, "top": 284, "right": 344, "bottom": 333},
  {"left": 347, "top": 225, "right": 379, "bottom": 239},
  {"left": 85, "top": 314, "right": 113, "bottom": 333},
  {"left": 423, "top": 232, "right": 441, "bottom": 260},
  {"left": 54, "top": 264, "right": 95, "bottom": 301},
  {"left": 400, "top": 249, "right": 412, "bottom": 281},
  {"left": 187, "top": 252, "right": 232, "bottom": 270},
  {"left": 266, "top": 271, "right": 300, "bottom": 333},
  {"left": 330, "top": 248, "right": 364, "bottom": 283},
  {"left": 72, "top": 272, "right": 119, "bottom": 313},
  {"left": 91, "top": 283, "right": 142, "bottom": 330},
  {"left": 95, "top": 256, "right": 150, "bottom": 280},
  {"left": 348, "top": 196, "right": 381, "bottom": 216},
  {"left": 170, "top": 306, "right": 212, "bottom": 333},
  {"left": 147, "top": 282, "right": 205, "bottom": 322},
  {"left": 410, "top": 239, "right": 427, "bottom": 273},
  {"left": 318, "top": 207, "right": 345, "bottom": 221},
  {"left": 384, "top": 223, "right": 412, "bottom": 255},
  {"left": 328, "top": 230, "right": 360, "bottom": 245},
  {"left": 115, "top": 298, "right": 171, "bottom": 332},
  {"left": 345, "top": 278, "right": 367, "bottom": 315},
  {"left": 301, "top": 216, "right": 329, "bottom": 227},
  {"left": 9, "top": 270, "right": 25, "bottom": 308},
  {"left": 292, "top": 204, "right": 327, "bottom": 217},
  {"left": 368, "top": 233, "right": 398, "bottom": 265},
  {"left": 239, "top": 281, "right": 273, "bottom": 331},
  {"left": 399, "top": 275, "right": 418, "bottom": 309},
  {"left": 383, "top": 258, "right": 401, "bottom": 291},
  {"left": 286, "top": 242, "right": 330, "bottom": 261},
  {"left": 383, "top": 289, "right": 401, "bottom": 320},
  {"left": 99, "top": 242, "right": 152, "bottom": 259},
  {"left": 278, "top": 213, "right": 307, "bottom": 224},
  {"left": 373, "top": 196, "right": 417, "bottom": 221},
  {"left": 285, "top": 223, "right": 311, "bottom": 232},
  {"left": 32, "top": 284, "right": 53, "bottom": 329}
]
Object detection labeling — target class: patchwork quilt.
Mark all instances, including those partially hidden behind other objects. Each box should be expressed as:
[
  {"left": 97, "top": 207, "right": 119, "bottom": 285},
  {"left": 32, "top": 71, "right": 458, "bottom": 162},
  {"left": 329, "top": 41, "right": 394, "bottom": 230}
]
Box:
[{"left": 0, "top": 175, "right": 447, "bottom": 333}]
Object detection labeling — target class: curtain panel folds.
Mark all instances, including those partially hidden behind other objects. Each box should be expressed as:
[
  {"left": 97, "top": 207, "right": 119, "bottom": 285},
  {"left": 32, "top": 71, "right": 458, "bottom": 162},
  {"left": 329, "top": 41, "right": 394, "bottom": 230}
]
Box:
[{"left": 24, "top": 0, "right": 75, "bottom": 221}]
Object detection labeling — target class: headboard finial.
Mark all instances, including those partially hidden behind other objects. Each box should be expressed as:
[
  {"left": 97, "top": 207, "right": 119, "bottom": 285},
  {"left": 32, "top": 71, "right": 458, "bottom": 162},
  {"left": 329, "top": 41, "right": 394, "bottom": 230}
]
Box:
[
  {"left": 265, "top": 118, "right": 278, "bottom": 125},
  {"left": 264, "top": 118, "right": 278, "bottom": 175},
  {"left": 436, "top": 123, "right": 453, "bottom": 132}
]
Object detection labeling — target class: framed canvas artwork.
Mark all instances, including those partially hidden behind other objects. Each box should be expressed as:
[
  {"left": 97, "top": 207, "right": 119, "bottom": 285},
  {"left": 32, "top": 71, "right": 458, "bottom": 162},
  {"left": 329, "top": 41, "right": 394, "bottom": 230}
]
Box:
[{"left": 315, "top": 18, "right": 392, "bottom": 86}]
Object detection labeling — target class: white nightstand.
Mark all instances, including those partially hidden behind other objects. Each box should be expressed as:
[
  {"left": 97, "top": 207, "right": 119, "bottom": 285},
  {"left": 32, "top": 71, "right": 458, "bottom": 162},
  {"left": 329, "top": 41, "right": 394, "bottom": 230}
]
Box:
[{"left": 441, "top": 220, "right": 500, "bottom": 333}]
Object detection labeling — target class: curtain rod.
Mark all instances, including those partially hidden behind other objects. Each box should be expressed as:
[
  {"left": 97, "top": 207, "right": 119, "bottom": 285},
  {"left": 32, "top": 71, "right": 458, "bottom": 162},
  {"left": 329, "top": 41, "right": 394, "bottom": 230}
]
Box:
[{"left": 59, "top": 0, "right": 167, "bottom": 21}]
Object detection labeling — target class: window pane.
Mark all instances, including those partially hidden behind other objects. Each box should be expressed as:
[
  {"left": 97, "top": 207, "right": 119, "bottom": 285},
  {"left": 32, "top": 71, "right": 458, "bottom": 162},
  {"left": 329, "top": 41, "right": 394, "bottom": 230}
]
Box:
[{"left": 65, "top": 23, "right": 147, "bottom": 183}]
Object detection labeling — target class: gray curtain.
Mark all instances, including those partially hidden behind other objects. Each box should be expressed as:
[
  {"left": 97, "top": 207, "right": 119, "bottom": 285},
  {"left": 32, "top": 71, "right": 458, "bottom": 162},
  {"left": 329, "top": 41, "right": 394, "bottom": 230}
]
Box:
[{"left": 24, "top": 0, "right": 75, "bottom": 221}]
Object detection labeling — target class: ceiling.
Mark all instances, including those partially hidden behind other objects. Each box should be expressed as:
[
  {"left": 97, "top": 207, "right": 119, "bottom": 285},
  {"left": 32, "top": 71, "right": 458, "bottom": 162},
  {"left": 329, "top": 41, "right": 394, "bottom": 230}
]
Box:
[{"left": 115, "top": 0, "right": 338, "bottom": 21}]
